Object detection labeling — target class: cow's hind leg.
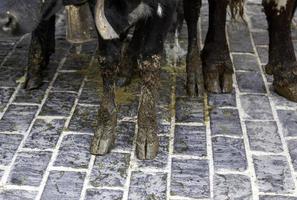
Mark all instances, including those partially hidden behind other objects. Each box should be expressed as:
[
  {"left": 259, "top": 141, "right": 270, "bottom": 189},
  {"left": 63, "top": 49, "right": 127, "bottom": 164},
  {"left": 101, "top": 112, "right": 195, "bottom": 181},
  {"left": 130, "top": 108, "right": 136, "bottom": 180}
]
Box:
[
  {"left": 24, "top": 15, "right": 56, "bottom": 90},
  {"left": 184, "top": 0, "right": 204, "bottom": 97},
  {"left": 263, "top": 0, "right": 297, "bottom": 102},
  {"left": 202, "top": 0, "right": 233, "bottom": 93},
  {"left": 136, "top": 3, "right": 176, "bottom": 160},
  {"left": 90, "top": 38, "right": 120, "bottom": 155}
]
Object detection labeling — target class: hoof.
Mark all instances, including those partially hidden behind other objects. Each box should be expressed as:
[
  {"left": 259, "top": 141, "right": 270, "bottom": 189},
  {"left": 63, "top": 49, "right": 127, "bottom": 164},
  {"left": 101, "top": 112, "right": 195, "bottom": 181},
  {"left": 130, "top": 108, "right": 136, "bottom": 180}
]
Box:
[
  {"left": 204, "top": 65, "right": 233, "bottom": 94},
  {"left": 90, "top": 134, "right": 115, "bottom": 155},
  {"left": 23, "top": 76, "right": 42, "bottom": 90},
  {"left": 136, "top": 137, "right": 159, "bottom": 160},
  {"left": 274, "top": 81, "right": 297, "bottom": 102}
]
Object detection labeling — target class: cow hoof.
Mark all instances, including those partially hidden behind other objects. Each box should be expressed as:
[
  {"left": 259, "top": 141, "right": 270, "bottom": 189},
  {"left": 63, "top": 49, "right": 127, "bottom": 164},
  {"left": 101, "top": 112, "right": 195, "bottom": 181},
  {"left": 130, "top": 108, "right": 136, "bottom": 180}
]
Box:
[
  {"left": 136, "top": 132, "right": 159, "bottom": 160},
  {"left": 265, "top": 64, "right": 273, "bottom": 75},
  {"left": 90, "top": 133, "right": 115, "bottom": 155},
  {"left": 24, "top": 76, "right": 42, "bottom": 90},
  {"left": 274, "top": 80, "right": 297, "bottom": 102},
  {"left": 204, "top": 65, "right": 233, "bottom": 94}
]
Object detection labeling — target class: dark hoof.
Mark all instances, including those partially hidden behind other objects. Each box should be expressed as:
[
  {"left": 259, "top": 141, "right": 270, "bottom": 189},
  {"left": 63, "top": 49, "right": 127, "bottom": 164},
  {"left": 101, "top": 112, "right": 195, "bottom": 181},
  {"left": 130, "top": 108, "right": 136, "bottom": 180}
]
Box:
[
  {"left": 23, "top": 76, "right": 42, "bottom": 90},
  {"left": 136, "top": 132, "right": 159, "bottom": 160},
  {"left": 204, "top": 66, "right": 233, "bottom": 94},
  {"left": 274, "top": 81, "right": 297, "bottom": 102},
  {"left": 90, "top": 133, "right": 115, "bottom": 155},
  {"left": 265, "top": 64, "right": 273, "bottom": 75}
]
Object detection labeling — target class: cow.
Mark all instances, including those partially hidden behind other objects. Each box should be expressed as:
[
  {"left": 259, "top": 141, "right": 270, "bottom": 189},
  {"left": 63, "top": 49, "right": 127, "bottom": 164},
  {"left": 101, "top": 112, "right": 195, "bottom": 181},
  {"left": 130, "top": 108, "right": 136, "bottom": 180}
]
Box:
[
  {"left": 0, "top": 0, "right": 177, "bottom": 160},
  {"left": 183, "top": 0, "right": 297, "bottom": 102}
]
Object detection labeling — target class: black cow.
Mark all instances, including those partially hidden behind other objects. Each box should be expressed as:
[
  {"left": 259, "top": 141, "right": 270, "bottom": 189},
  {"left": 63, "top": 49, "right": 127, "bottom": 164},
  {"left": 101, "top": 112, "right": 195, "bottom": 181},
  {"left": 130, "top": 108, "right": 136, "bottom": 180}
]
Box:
[
  {"left": 183, "top": 0, "right": 297, "bottom": 102},
  {"left": 0, "top": 0, "right": 177, "bottom": 159}
]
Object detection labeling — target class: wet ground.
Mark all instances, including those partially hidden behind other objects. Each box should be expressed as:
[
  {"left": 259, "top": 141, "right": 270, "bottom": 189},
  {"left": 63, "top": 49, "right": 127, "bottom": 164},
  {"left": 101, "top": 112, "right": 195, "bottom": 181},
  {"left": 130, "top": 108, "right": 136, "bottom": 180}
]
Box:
[{"left": 1, "top": 0, "right": 297, "bottom": 200}]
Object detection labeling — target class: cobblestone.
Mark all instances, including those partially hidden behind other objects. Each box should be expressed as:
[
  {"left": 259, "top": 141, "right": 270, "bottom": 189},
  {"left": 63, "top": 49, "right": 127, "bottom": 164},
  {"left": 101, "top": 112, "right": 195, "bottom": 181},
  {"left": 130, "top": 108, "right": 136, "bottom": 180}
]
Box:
[{"left": 1, "top": 1, "right": 297, "bottom": 199}]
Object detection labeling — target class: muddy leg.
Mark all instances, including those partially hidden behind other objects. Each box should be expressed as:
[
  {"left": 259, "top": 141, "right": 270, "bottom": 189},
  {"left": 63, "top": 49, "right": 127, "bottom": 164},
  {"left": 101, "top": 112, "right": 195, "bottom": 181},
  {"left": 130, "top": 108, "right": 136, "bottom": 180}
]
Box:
[
  {"left": 136, "top": 55, "right": 161, "bottom": 159},
  {"left": 24, "top": 15, "right": 55, "bottom": 90},
  {"left": 184, "top": 0, "right": 204, "bottom": 97},
  {"left": 90, "top": 38, "right": 121, "bottom": 155},
  {"left": 263, "top": 0, "right": 297, "bottom": 102},
  {"left": 202, "top": 0, "right": 233, "bottom": 93}
]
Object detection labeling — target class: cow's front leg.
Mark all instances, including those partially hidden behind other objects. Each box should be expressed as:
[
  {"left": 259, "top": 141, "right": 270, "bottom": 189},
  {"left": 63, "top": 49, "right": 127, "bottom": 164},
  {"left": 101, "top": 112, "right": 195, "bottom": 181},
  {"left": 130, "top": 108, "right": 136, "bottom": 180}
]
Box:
[
  {"left": 184, "top": 0, "right": 204, "bottom": 97},
  {"left": 137, "top": 55, "right": 160, "bottom": 160},
  {"left": 263, "top": 0, "right": 297, "bottom": 102},
  {"left": 90, "top": 39, "right": 120, "bottom": 155},
  {"left": 24, "top": 15, "right": 55, "bottom": 90},
  {"left": 202, "top": 0, "right": 233, "bottom": 93}
]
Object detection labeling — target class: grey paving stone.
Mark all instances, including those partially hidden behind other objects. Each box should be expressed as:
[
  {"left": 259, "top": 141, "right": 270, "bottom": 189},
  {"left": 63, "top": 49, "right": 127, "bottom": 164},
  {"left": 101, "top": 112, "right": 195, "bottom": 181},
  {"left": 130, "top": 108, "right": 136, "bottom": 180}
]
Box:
[
  {"left": 61, "top": 54, "right": 91, "bottom": 71},
  {"left": 14, "top": 82, "right": 49, "bottom": 104},
  {"left": 176, "top": 97, "right": 204, "bottom": 123},
  {"left": 208, "top": 90, "right": 237, "bottom": 107},
  {"left": 128, "top": 171, "right": 167, "bottom": 200},
  {"left": 0, "top": 67, "right": 24, "bottom": 87},
  {"left": 24, "top": 119, "right": 65, "bottom": 150},
  {"left": 0, "top": 105, "right": 38, "bottom": 133},
  {"left": 252, "top": 31, "right": 269, "bottom": 46},
  {"left": 158, "top": 124, "right": 171, "bottom": 136},
  {"left": 78, "top": 81, "right": 101, "bottom": 105},
  {"left": 171, "top": 158, "right": 209, "bottom": 198},
  {"left": 270, "top": 86, "right": 297, "bottom": 109},
  {"left": 277, "top": 110, "right": 297, "bottom": 137},
  {"left": 210, "top": 108, "right": 243, "bottom": 137},
  {"left": 0, "top": 134, "right": 23, "bottom": 165},
  {"left": 0, "top": 169, "right": 4, "bottom": 179},
  {"left": 240, "top": 94, "right": 273, "bottom": 120},
  {"left": 214, "top": 174, "right": 252, "bottom": 200},
  {"left": 85, "top": 189, "right": 123, "bottom": 200},
  {"left": 259, "top": 195, "right": 297, "bottom": 200},
  {"left": 212, "top": 136, "right": 247, "bottom": 171},
  {"left": 7, "top": 151, "right": 52, "bottom": 186},
  {"left": 90, "top": 152, "right": 130, "bottom": 187},
  {"left": 0, "top": 88, "right": 14, "bottom": 112},
  {"left": 41, "top": 171, "right": 85, "bottom": 200},
  {"left": 249, "top": 15, "right": 268, "bottom": 30},
  {"left": 236, "top": 71, "right": 266, "bottom": 93},
  {"left": 245, "top": 121, "right": 283, "bottom": 153},
  {"left": 39, "top": 92, "right": 77, "bottom": 117},
  {"left": 175, "top": 74, "right": 187, "bottom": 97},
  {"left": 68, "top": 105, "right": 99, "bottom": 133},
  {"left": 157, "top": 105, "right": 171, "bottom": 124},
  {"left": 0, "top": 190, "right": 37, "bottom": 200},
  {"left": 232, "top": 54, "right": 260, "bottom": 71},
  {"left": 253, "top": 155, "right": 295, "bottom": 193},
  {"left": 256, "top": 47, "right": 268, "bottom": 65},
  {"left": 113, "top": 121, "right": 135, "bottom": 152},
  {"left": 287, "top": 139, "right": 297, "bottom": 171},
  {"left": 227, "top": 24, "right": 254, "bottom": 53},
  {"left": 137, "top": 136, "right": 169, "bottom": 169},
  {"left": 54, "top": 134, "right": 92, "bottom": 169},
  {"left": 53, "top": 72, "right": 84, "bottom": 92},
  {"left": 118, "top": 99, "right": 138, "bottom": 121},
  {"left": 174, "top": 125, "right": 207, "bottom": 156}
]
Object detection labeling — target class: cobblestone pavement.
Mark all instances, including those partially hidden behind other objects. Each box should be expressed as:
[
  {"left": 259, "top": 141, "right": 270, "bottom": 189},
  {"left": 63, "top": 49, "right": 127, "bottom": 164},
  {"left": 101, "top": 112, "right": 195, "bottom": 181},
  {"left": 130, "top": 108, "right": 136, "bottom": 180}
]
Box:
[{"left": 1, "top": 1, "right": 297, "bottom": 200}]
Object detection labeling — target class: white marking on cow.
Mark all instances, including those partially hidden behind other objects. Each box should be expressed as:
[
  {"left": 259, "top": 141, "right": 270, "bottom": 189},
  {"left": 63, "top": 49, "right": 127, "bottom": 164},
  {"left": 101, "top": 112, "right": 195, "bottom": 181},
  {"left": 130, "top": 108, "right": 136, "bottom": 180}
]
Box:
[
  {"left": 266, "top": 0, "right": 288, "bottom": 11},
  {"left": 128, "top": 2, "right": 152, "bottom": 25},
  {"left": 157, "top": 3, "right": 163, "bottom": 17}
]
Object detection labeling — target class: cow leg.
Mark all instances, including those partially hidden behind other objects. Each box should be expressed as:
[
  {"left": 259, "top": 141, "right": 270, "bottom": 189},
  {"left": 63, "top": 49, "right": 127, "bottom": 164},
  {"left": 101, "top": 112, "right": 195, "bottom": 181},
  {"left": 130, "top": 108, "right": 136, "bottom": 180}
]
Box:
[
  {"left": 24, "top": 15, "right": 56, "bottom": 90},
  {"left": 136, "top": 4, "right": 176, "bottom": 160},
  {"left": 202, "top": 0, "right": 233, "bottom": 93},
  {"left": 90, "top": 37, "right": 121, "bottom": 155},
  {"left": 184, "top": 0, "right": 204, "bottom": 96},
  {"left": 263, "top": 0, "right": 297, "bottom": 102}
]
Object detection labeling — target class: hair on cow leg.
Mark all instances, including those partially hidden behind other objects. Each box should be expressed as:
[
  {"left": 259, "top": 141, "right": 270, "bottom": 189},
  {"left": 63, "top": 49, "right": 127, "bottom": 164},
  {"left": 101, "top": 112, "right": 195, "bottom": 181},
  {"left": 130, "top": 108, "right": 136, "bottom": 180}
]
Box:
[
  {"left": 263, "top": 0, "right": 297, "bottom": 102},
  {"left": 24, "top": 15, "right": 56, "bottom": 90},
  {"left": 184, "top": 0, "right": 204, "bottom": 97},
  {"left": 200, "top": 0, "right": 233, "bottom": 94},
  {"left": 90, "top": 38, "right": 120, "bottom": 155},
  {"left": 136, "top": 55, "right": 161, "bottom": 160}
]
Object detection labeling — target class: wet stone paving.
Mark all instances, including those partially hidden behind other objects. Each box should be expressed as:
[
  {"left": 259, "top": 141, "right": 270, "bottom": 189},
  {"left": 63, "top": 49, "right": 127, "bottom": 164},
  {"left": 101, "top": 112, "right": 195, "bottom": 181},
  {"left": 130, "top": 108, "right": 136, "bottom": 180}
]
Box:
[{"left": 1, "top": 1, "right": 297, "bottom": 200}]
